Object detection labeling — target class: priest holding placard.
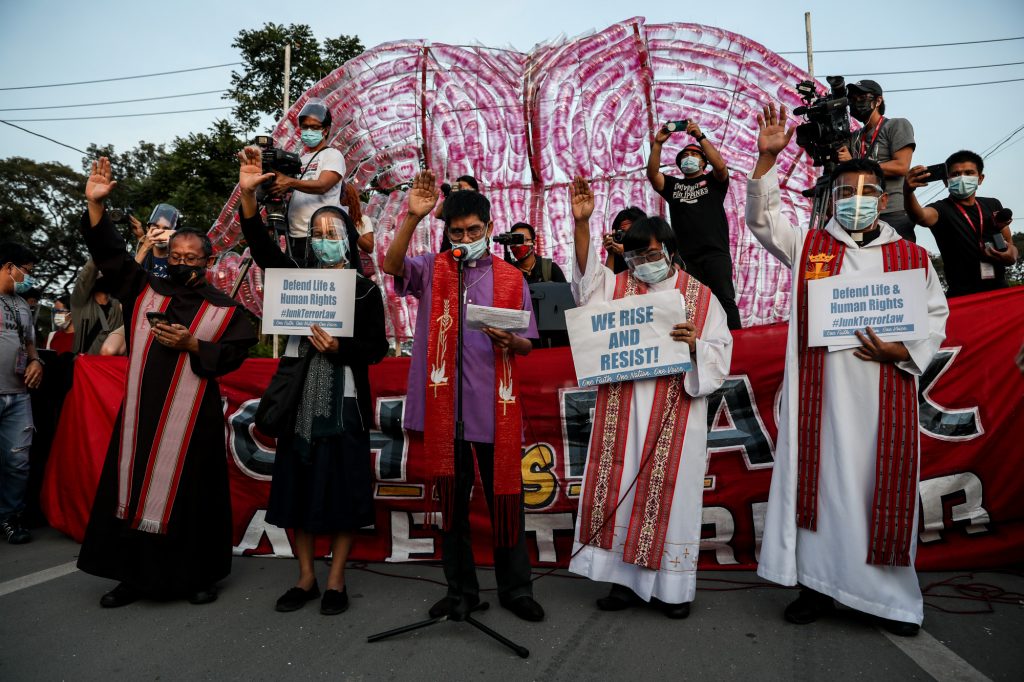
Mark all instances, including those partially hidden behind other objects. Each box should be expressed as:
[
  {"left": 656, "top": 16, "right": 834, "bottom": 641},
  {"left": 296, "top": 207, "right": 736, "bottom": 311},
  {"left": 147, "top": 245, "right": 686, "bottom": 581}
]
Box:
[
  {"left": 746, "top": 103, "right": 949, "bottom": 637},
  {"left": 566, "top": 176, "right": 733, "bottom": 619}
]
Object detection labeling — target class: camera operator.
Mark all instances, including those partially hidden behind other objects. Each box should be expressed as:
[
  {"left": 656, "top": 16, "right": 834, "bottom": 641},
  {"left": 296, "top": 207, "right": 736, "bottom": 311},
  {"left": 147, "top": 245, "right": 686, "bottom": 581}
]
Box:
[
  {"left": 647, "top": 120, "right": 741, "bottom": 330},
  {"left": 505, "top": 222, "right": 569, "bottom": 348},
  {"left": 273, "top": 98, "right": 346, "bottom": 257},
  {"left": 135, "top": 204, "right": 180, "bottom": 278},
  {"left": 837, "top": 80, "right": 917, "bottom": 241},
  {"left": 905, "top": 150, "right": 1018, "bottom": 297},
  {"left": 603, "top": 207, "right": 647, "bottom": 274}
]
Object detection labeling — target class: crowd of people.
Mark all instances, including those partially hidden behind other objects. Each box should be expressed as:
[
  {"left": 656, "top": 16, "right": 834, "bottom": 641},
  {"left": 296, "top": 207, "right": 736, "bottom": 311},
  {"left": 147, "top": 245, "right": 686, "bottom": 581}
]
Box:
[{"left": 0, "top": 80, "right": 1019, "bottom": 640}]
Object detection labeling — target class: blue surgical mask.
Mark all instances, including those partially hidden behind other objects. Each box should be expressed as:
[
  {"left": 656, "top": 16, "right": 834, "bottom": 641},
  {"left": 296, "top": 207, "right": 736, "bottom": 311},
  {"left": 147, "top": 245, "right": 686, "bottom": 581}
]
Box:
[
  {"left": 632, "top": 259, "right": 672, "bottom": 284},
  {"left": 835, "top": 196, "right": 880, "bottom": 232},
  {"left": 679, "top": 156, "right": 703, "bottom": 175},
  {"left": 311, "top": 237, "right": 348, "bottom": 266},
  {"left": 12, "top": 267, "right": 34, "bottom": 295},
  {"left": 462, "top": 235, "right": 489, "bottom": 262},
  {"left": 948, "top": 175, "right": 979, "bottom": 200},
  {"left": 300, "top": 129, "right": 324, "bottom": 148}
]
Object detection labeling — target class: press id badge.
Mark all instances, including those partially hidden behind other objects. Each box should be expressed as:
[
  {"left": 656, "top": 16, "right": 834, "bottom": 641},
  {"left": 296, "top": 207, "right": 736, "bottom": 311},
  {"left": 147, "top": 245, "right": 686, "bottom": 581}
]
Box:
[
  {"left": 14, "top": 347, "right": 27, "bottom": 375},
  {"left": 980, "top": 262, "right": 996, "bottom": 280}
]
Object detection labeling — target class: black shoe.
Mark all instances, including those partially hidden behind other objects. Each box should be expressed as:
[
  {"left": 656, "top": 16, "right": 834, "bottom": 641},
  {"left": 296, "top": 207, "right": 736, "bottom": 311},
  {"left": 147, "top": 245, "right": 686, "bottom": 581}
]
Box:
[
  {"left": 784, "top": 587, "right": 835, "bottom": 625},
  {"left": 276, "top": 583, "right": 320, "bottom": 612},
  {"left": 100, "top": 582, "right": 139, "bottom": 608},
  {"left": 1, "top": 516, "right": 31, "bottom": 544},
  {"left": 428, "top": 594, "right": 480, "bottom": 619},
  {"left": 596, "top": 584, "right": 641, "bottom": 611},
  {"left": 499, "top": 595, "right": 545, "bottom": 622},
  {"left": 320, "top": 587, "right": 349, "bottom": 616},
  {"left": 654, "top": 598, "right": 691, "bottom": 619},
  {"left": 880, "top": 617, "right": 920, "bottom": 637},
  {"left": 187, "top": 586, "right": 218, "bottom": 605}
]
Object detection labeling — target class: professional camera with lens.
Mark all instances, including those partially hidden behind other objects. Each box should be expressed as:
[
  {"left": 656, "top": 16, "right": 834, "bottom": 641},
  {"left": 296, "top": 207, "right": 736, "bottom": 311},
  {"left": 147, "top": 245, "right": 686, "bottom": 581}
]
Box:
[
  {"left": 107, "top": 206, "right": 134, "bottom": 226},
  {"left": 492, "top": 232, "right": 526, "bottom": 246},
  {"left": 793, "top": 75, "right": 850, "bottom": 175},
  {"left": 612, "top": 229, "right": 626, "bottom": 244},
  {"left": 252, "top": 135, "right": 303, "bottom": 232}
]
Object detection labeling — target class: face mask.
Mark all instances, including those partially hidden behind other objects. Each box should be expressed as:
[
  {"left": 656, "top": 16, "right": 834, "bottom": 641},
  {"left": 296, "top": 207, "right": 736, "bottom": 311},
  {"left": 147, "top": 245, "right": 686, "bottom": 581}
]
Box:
[
  {"left": 312, "top": 237, "right": 348, "bottom": 266},
  {"left": 54, "top": 312, "right": 70, "bottom": 329},
  {"left": 631, "top": 248, "right": 673, "bottom": 284},
  {"left": 835, "top": 195, "right": 880, "bottom": 232},
  {"left": 300, "top": 130, "right": 324, "bottom": 148},
  {"left": 679, "top": 156, "right": 703, "bottom": 175},
  {"left": 460, "top": 235, "right": 489, "bottom": 262},
  {"left": 168, "top": 264, "right": 207, "bottom": 288},
  {"left": 850, "top": 100, "right": 875, "bottom": 123},
  {"left": 948, "top": 175, "right": 979, "bottom": 200},
  {"left": 13, "top": 270, "right": 34, "bottom": 295},
  {"left": 510, "top": 244, "right": 533, "bottom": 261}
]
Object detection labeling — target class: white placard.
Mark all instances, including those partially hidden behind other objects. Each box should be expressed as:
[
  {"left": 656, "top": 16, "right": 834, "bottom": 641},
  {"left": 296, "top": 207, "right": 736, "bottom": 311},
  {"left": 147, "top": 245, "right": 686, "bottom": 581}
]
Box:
[
  {"left": 261, "top": 268, "right": 356, "bottom": 337},
  {"left": 465, "top": 304, "right": 531, "bottom": 333},
  {"left": 565, "top": 288, "right": 691, "bottom": 387},
  {"left": 807, "top": 269, "right": 929, "bottom": 349}
]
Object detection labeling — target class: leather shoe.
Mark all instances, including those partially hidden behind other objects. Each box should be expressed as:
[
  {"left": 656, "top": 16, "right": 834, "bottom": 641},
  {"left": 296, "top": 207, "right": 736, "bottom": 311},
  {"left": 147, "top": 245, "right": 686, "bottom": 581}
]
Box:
[
  {"left": 499, "top": 595, "right": 545, "bottom": 622},
  {"left": 654, "top": 598, "right": 691, "bottom": 619},
  {"left": 880, "top": 618, "right": 920, "bottom": 637},
  {"left": 100, "top": 582, "right": 139, "bottom": 608},
  {"left": 276, "top": 583, "right": 321, "bottom": 612},
  {"left": 596, "top": 584, "right": 641, "bottom": 611},
  {"left": 428, "top": 594, "right": 479, "bottom": 619},
  {"left": 187, "top": 586, "right": 218, "bottom": 605},
  {"left": 784, "top": 587, "right": 835, "bottom": 624},
  {"left": 320, "top": 587, "right": 349, "bottom": 616}
]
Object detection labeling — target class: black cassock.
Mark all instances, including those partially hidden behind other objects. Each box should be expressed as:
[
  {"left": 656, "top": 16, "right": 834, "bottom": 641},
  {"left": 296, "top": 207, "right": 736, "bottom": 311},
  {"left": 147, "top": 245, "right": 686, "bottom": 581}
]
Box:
[{"left": 76, "top": 211, "right": 257, "bottom": 596}]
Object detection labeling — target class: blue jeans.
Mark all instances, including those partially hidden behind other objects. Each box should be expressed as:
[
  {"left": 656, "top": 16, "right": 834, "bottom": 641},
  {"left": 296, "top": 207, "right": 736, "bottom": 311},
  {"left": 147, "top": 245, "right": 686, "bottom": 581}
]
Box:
[{"left": 0, "top": 392, "right": 34, "bottom": 520}]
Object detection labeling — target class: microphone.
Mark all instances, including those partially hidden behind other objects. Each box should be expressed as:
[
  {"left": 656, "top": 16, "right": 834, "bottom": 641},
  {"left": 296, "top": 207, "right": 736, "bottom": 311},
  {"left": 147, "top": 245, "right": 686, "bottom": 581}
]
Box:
[{"left": 451, "top": 245, "right": 468, "bottom": 261}]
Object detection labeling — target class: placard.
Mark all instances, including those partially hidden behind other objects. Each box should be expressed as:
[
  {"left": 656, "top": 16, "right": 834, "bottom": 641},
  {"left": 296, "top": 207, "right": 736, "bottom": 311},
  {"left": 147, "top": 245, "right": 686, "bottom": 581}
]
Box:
[
  {"left": 565, "top": 288, "right": 690, "bottom": 387},
  {"left": 807, "top": 269, "right": 929, "bottom": 349},
  {"left": 261, "top": 268, "right": 356, "bottom": 337}
]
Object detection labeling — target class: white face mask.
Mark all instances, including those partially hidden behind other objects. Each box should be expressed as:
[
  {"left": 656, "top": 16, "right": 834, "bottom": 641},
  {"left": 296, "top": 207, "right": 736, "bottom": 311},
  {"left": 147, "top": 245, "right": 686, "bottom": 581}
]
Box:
[
  {"left": 679, "top": 156, "right": 703, "bottom": 175},
  {"left": 461, "top": 235, "right": 489, "bottom": 261},
  {"left": 53, "top": 311, "right": 70, "bottom": 329}
]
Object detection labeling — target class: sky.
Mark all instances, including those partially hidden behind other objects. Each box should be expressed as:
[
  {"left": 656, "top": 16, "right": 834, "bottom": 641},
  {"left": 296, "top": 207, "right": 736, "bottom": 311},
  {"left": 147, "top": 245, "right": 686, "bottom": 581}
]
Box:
[{"left": 2, "top": 0, "right": 1023, "bottom": 255}]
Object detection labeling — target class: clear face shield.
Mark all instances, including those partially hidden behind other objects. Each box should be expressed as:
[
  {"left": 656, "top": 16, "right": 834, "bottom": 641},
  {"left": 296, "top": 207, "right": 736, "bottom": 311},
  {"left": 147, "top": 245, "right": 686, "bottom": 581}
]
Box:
[
  {"left": 308, "top": 211, "right": 349, "bottom": 266},
  {"left": 624, "top": 245, "right": 672, "bottom": 284},
  {"left": 831, "top": 176, "right": 884, "bottom": 236}
]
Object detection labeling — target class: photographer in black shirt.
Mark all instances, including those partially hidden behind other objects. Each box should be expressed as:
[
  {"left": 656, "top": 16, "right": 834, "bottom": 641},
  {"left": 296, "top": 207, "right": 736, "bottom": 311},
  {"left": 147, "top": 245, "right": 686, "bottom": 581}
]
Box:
[
  {"left": 647, "top": 119, "right": 740, "bottom": 330},
  {"left": 905, "top": 149, "right": 1017, "bottom": 297}
]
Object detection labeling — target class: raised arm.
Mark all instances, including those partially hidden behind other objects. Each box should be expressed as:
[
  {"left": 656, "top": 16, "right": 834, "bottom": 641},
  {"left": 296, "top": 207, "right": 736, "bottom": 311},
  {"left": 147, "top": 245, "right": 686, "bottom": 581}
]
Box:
[
  {"left": 383, "top": 170, "right": 438, "bottom": 278},
  {"left": 236, "top": 146, "right": 294, "bottom": 270},
  {"left": 687, "top": 120, "right": 728, "bottom": 182},
  {"left": 903, "top": 166, "right": 940, "bottom": 228},
  {"left": 570, "top": 176, "right": 595, "bottom": 274},
  {"left": 746, "top": 102, "right": 803, "bottom": 267},
  {"left": 646, "top": 127, "right": 671, "bottom": 193}
]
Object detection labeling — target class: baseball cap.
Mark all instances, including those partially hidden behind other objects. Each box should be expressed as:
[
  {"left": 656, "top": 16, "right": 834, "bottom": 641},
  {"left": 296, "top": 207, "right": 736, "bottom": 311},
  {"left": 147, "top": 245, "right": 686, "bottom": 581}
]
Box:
[{"left": 847, "top": 80, "right": 883, "bottom": 96}]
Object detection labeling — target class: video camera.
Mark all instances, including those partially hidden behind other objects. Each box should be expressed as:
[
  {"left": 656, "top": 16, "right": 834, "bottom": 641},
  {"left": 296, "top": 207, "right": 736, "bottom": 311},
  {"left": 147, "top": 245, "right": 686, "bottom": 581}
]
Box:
[
  {"left": 793, "top": 76, "right": 850, "bottom": 180},
  {"left": 492, "top": 232, "right": 526, "bottom": 246},
  {"left": 252, "top": 135, "right": 303, "bottom": 232}
]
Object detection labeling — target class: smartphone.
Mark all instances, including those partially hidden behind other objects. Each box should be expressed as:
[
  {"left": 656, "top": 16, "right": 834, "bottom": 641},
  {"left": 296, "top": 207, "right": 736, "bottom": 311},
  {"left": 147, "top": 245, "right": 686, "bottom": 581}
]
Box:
[
  {"left": 663, "top": 119, "right": 689, "bottom": 133},
  {"left": 146, "top": 311, "right": 170, "bottom": 326},
  {"left": 924, "top": 163, "right": 947, "bottom": 183},
  {"left": 990, "top": 233, "right": 1008, "bottom": 251}
]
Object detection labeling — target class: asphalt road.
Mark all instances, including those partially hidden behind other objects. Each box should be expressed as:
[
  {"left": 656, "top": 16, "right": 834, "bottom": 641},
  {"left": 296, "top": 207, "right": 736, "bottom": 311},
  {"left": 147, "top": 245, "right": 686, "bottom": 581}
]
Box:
[{"left": 1, "top": 527, "right": 1021, "bottom": 681}]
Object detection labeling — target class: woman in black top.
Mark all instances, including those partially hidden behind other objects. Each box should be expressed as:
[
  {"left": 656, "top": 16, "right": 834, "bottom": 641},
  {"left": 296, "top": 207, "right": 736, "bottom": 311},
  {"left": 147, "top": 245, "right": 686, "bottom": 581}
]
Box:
[{"left": 236, "top": 146, "right": 389, "bottom": 615}]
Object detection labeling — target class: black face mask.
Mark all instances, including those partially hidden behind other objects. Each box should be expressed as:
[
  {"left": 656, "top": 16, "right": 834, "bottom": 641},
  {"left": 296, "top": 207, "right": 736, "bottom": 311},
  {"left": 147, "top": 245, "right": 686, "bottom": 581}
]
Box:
[
  {"left": 168, "top": 264, "right": 207, "bottom": 288},
  {"left": 850, "top": 100, "right": 876, "bottom": 123}
]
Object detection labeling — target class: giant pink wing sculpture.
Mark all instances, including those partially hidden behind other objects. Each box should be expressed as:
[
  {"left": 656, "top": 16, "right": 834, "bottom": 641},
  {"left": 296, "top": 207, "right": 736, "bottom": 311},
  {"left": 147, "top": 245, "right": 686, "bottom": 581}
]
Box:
[{"left": 210, "top": 18, "right": 820, "bottom": 337}]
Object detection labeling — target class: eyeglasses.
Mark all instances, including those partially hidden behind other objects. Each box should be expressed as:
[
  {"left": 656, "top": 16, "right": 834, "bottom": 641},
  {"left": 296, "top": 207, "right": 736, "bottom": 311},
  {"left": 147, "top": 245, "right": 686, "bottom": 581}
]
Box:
[
  {"left": 447, "top": 224, "right": 486, "bottom": 240},
  {"left": 831, "top": 184, "right": 884, "bottom": 200},
  {"left": 168, "top": 254, "right": 207, "bottom": 266},
  {"left": 624, "top": 248, "right": 666, "bottom": 265}
]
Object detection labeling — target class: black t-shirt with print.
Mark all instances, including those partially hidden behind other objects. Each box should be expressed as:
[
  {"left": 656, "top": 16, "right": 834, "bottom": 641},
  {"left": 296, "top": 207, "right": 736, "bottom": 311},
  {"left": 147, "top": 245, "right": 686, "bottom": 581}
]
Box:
[
  {"left": 926, "top": 196, "right": 1008, "bottom": 297},
  {"left": 657, "top": 172, "right": 731, "bottom": 260}
]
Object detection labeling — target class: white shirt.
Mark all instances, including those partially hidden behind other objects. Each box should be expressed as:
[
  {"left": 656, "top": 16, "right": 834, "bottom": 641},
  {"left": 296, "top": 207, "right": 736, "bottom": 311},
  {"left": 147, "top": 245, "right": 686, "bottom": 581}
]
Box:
[{"left": 287, "top": 147, "right": 346, "bottom": 238}]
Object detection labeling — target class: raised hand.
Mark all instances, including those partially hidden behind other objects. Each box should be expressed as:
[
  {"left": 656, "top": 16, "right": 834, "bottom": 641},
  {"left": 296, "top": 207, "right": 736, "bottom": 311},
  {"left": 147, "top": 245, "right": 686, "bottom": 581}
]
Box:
[
  {"left": 571, "top": 176, "right": 594, "bottom": 222},
  {"left": 237, "top": 146, "right": 275, "bottom": 193},
  {"left": 756, "top": 102, "right": 795, "bottom": 157},
  {"left": 686, "top": 120, "right": 703, "bottom": 139},
  {"left": 654, "top": 126, "right": 671, "bottom": 145},
  {"left": 905, "top": 165, "right": 932, "bottom": 190},
  {"left": 407, "top": 170, "right": 439, "bottom": 219},
  {"left": 86, "top": 157, "right": 117, "bottom": 203}
]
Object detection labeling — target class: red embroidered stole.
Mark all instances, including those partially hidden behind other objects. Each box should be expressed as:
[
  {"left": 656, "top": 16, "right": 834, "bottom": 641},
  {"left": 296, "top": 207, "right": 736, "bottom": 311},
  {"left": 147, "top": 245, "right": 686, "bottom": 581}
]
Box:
[
  {"left": 117, "top": 285, "right": 234, "bottom": 534},
  {"left": 579, "top": 270, "right": 712, "bottom": 570},
  {"left": 423, "top": 253, "right": 524, "bottom": 547},
  {"left": 796, "top": 230, "right": 929, "bottom": 566}
]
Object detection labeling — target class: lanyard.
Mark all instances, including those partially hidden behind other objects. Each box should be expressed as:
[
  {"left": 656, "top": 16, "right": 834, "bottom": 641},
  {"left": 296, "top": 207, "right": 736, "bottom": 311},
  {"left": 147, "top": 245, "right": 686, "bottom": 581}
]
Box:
[
  {"left": 859, "top": 116, "right": 886, "bottom": 157},
  {"left": 954, "top": 201, "right": 986, "bottom": 248}
]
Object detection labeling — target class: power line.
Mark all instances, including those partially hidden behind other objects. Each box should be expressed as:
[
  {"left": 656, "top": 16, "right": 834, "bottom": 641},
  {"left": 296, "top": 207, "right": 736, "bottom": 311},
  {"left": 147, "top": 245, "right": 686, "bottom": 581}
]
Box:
[
  {"left": 845, "top": 61, "right": 1024, "bottom": 77},
  {"left": 777, "top": 35, "right": 1024, "bottom": 55},
  {"left": 0, "top": 89, "right": 226, "bottom": 112},
  {"left": 3, "top": 106, "right": 233, "bottom": 123},
  {"left": 0, "top": 62, "right": 241, "bottom": 91},
  {"left": 887, "top": 77, "right": 1024, "bottom": 93},
  {"left": 0, "top": 120, "right": 89, "bottom": 155}
]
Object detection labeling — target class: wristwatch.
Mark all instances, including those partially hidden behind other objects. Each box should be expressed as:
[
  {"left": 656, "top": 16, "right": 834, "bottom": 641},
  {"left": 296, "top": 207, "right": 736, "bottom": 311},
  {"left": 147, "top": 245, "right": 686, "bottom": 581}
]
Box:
[
  {"left": 28, "top": 356, "right": 44, "bottom": 367},
  {"left": 695, "top": 133, "right": 707, "bottom": 142}
]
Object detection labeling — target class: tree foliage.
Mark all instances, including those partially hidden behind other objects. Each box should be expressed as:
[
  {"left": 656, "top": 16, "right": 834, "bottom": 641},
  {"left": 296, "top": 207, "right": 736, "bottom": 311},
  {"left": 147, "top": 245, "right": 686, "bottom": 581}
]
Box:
[{"left": 225, "top": 23, "right": 364, "bottom": 130}]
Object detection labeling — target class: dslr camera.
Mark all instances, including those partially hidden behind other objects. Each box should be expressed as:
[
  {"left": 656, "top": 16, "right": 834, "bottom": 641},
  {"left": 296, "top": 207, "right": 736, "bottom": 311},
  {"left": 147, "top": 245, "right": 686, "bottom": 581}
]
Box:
[
  {"left": 793, "top": 76, "right": 851, "bottom": 178},
  {"left": 107, "top": 206, "right": 134, "bottom": 226},
  {"left": 492, "top": 232, "right": 526, "bottom": 246},
  {"left": 252, "top": 135, "right": 303, "bottom": 232}
]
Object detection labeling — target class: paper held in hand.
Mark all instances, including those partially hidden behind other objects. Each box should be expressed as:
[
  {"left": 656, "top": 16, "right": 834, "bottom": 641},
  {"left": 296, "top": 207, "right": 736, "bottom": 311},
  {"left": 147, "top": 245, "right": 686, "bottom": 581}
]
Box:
[
  {"left": 465, "top": 304, "right": 531, "bottom": 333},
  {"left": 806, "top": 269, "right": 929, "bottom": 350},
  {"left": 261, "top": 268, "right": 356, "bottom": 337},
  {"left": 564, "top": 288, "right": 691, "bottom": 387}
]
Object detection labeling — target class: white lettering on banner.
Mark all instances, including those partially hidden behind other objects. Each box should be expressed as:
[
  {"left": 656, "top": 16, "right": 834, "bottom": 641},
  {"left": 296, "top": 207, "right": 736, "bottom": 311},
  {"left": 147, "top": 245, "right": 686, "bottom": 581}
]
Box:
[
  {"left": 919, "top": 473, "right": 990, "bottom": 543},
  {"left": 525, "top": 513, "right": 575, "bottom": 564},
  {"left": 700, "top": 507, "right": 740, "bottom": 565},
  {"left": 387, "top": 512, "right": 439, "bottom": 562},
  {"left": 232, "top": 510, "right": 294, "bottom": 557},
  {"left": 807, "top": 269, "right": 928, "bottom": 348},
  {"left": 261, "top": 268, "right": 356, "bottom": 337}
]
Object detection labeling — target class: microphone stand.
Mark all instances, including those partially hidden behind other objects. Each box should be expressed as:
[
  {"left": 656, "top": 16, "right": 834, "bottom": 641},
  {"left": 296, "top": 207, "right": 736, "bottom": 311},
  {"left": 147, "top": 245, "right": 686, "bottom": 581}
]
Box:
[{"left": 367, "top": 249, "right": 529, "bottom": 659}]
